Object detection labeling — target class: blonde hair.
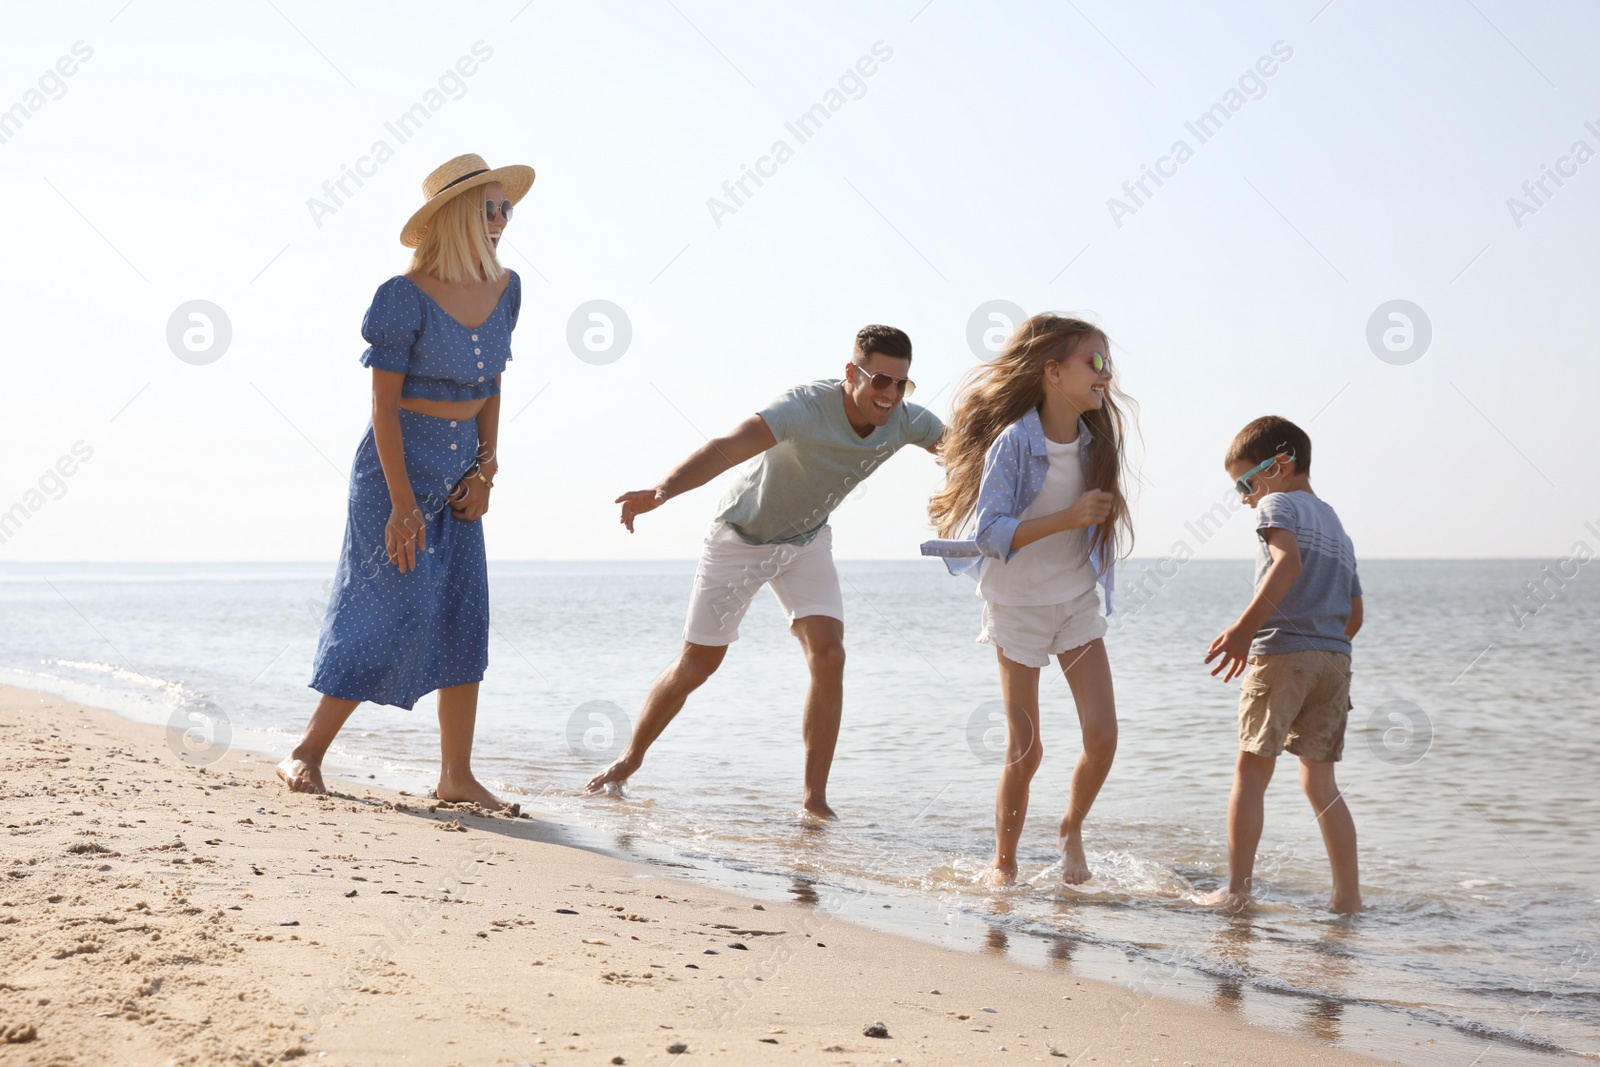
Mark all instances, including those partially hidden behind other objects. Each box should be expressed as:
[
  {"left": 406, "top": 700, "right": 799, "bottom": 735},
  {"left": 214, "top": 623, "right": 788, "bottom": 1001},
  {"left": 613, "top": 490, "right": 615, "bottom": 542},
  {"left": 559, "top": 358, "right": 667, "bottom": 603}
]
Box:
[
  {"left": 407, "top": 187, "right": 505, "bottom": 284},
  {"left": 929, "top": 313, "right": 1136, "bottom": 563}
]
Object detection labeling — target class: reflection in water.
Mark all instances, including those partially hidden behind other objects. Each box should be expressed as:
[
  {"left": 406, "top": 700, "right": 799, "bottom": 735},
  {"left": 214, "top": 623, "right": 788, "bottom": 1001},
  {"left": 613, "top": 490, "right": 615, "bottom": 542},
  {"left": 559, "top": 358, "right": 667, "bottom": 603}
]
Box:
[
  {"left": 1046, "top": 934, "right": 1074, "bottom": 970},
  {"left": 983, "top": 926, "right": 1009, "bottom": 957},
  {"left": 1302, "top": 998, "right": 1345, "bottom": 1044},
  {"left": 789, "top": 876, "right": 820, "bottom": 908}
]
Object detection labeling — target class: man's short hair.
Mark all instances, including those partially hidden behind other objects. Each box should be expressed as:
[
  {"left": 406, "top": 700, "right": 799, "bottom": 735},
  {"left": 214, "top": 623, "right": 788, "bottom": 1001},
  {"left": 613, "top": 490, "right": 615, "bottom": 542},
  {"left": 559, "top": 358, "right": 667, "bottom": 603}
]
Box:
[
  {"left": 855, "top": 324, "right": 912, "bottom": 364},
  {"left": 1226, "top": 415, "right": 1311, "bottom": 475}
]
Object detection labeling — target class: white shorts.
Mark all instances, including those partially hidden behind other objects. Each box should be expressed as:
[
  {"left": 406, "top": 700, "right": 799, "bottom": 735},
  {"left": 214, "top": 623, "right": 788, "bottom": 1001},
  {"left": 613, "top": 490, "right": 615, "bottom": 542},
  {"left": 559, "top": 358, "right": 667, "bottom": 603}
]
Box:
[
  {"left": 978, "top": 587, "right": 1107, "bottom": 668},
  {"left": 683, "top": 521, "right": 844, "bottom": 646}
]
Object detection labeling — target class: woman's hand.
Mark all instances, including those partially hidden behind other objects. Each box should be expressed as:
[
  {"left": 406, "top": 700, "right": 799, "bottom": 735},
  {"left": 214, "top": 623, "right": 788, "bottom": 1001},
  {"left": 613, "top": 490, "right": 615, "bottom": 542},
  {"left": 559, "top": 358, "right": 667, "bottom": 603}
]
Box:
[
  {"left": 385, "top": 500, "right": 427, "bottom": 572},
  {"left": 450, "top": 473, "right": 492, "bottom": 521},
  {"left": 1059, "top": 489, "right": 1113, "bottom": 529}
]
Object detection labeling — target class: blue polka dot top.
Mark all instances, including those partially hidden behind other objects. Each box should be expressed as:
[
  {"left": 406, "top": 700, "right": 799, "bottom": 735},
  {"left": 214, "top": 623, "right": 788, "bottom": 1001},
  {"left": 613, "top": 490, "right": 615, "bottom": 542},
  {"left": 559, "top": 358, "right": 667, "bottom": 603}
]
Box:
[{"left": 358, "top": 271, "right": 520, "bottom": 401}]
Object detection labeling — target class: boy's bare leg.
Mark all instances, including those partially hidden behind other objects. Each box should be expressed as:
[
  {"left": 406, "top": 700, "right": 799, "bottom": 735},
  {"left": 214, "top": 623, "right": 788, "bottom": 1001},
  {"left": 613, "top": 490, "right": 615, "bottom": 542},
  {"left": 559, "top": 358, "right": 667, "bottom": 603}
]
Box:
[
  {"left": 584, "top": 641, "right": 728, "bottom": 794},
  {"left": 1056, "top": 639, "right": 1117, "bottom": 884},
  {"left": 1200, "top": 750, "right": 1276, "bottom": 906},
  {"left": 277, "top": 694, "right": 360, "bottom": 794},
  {"left": 792, "top": 615, "right": 845, "bottom": 820},
  {"left": 986, "top": 651, "right": 1043, "bottom": 886},
  {"left": 1300, "top": 757, "right": 1363, "bottom": 913}
]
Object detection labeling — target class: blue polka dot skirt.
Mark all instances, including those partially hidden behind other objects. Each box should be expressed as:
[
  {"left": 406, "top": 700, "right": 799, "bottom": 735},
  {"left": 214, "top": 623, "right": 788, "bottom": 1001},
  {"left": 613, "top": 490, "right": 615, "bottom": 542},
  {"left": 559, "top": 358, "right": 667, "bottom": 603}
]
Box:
[{"left": 310, "top": 409, "right": 489, "bottom": 710}]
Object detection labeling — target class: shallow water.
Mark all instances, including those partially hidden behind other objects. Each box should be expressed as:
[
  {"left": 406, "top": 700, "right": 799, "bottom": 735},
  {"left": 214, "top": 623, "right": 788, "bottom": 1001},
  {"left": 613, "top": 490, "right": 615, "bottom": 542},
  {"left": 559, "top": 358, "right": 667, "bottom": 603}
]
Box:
[{"left": 3, "top": 559, "right": 1597, "bottom": 1064}]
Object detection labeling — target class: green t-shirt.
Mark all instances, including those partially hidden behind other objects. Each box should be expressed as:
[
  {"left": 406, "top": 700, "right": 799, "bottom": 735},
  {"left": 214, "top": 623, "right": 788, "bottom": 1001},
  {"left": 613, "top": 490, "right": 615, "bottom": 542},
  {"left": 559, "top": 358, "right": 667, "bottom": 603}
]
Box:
[{"left": 715, "top": 379, "right": 944, "bottom": 546}]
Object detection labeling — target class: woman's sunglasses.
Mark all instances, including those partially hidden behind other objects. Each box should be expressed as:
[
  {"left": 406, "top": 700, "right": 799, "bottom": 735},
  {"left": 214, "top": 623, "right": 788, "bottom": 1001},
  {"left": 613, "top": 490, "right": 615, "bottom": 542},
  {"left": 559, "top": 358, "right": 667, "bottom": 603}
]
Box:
[
  {"left": 483, "top": 199, "right": 514, "bottom": 222},
  {"left": 851, "top": 362, "right": 916, "bottom": 397}
]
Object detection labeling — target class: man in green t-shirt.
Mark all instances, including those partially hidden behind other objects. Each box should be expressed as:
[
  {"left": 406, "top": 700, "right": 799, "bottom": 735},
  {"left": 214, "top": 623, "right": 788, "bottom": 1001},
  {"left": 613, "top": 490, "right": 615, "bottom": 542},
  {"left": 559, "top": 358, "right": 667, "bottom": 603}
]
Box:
[{"left": 583, "top": 325, "right": 945, "bottom": 818}]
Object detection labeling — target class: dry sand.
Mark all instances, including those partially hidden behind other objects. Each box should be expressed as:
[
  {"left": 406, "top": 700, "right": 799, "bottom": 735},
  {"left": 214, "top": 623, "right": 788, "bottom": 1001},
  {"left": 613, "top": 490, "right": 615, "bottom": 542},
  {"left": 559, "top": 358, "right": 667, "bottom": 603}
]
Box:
[{"left": 0, "top": 685, "right": 1399, "bottom": 1066}]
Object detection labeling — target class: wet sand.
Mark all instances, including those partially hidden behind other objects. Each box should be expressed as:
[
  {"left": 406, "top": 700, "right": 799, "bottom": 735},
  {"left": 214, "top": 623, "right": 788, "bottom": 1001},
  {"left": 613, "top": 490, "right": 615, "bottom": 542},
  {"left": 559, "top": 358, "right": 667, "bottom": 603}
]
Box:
[{"left": 0, "top": 684, "right": 1398, "bottom": 1066}]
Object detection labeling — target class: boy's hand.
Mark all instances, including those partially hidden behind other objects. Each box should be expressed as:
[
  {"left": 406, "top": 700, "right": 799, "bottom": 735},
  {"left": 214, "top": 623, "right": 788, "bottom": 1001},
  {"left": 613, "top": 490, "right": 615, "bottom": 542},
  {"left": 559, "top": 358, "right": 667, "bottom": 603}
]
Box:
[
  {"left": 1206, "top": 625, "right": 1253, "bottom": 682},
  {"left": 1061, "top": 489, "right": 1113, "bottom": 529}
]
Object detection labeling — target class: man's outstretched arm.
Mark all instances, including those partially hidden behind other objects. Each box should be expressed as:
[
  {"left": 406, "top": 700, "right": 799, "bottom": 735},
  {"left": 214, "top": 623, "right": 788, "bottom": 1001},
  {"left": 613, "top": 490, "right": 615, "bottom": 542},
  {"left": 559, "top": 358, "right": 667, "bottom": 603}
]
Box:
[{"left": 616, "top": 413, "right": 778, "bottom": 532}]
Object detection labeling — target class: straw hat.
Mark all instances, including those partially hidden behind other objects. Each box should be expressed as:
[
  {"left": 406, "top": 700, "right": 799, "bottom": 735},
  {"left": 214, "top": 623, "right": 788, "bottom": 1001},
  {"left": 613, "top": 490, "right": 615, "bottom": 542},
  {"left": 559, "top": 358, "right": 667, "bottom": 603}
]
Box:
[{"left": 400, "top": 153, "right": 535, "bottom": 248}]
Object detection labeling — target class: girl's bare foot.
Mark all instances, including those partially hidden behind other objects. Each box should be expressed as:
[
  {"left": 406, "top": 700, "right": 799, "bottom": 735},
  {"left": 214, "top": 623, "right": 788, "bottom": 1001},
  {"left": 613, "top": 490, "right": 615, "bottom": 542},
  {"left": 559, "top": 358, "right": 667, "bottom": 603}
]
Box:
[
  {"left": 981, "top": 864, "right": 1017, "bottom": 888},
  {"left": 277, "top": 756, "right": 327, "bottom": 794},
  {"left": 1327, "top": 893, "right": 1364, "bottom": 915},
  {"left": 802, "top": 797, "right": 837, "bottom": 820},
  {"left": 437, "top": 771, "right": 508, "bottom": 811},
  {"left": 1058, "top": 833, "right": 1092, "bottom": 884}
]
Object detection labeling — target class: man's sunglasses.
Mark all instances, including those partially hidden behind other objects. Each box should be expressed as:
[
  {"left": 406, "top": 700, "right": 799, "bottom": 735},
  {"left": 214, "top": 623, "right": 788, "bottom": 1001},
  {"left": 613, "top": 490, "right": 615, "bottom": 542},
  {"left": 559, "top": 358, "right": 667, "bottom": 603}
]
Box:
[
  {"left": 483, "top": 199, "right": 514, "bottom": 222},
  {"left": 1234, "top": 450, "right": 1295, "bottom": 497},
  {"left": 851, "top": 362, "right": 916, "bottom": 397}
]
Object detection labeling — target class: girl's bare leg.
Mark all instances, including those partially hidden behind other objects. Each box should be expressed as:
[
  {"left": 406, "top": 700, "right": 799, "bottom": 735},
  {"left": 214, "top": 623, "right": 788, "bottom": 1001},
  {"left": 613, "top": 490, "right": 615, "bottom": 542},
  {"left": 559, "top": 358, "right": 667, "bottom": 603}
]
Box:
[
  {"left": 436, "top": 682, "right": 507, "bottom": 810},
  {"left": 986, "top": 651, "right": 1044, "bottom": 885},
  {"left": 1056, "top": 638, "right": 1117, "bottom": 884},
  {"left": 277, "top": 694, "right": 360, "bottom": 794}
]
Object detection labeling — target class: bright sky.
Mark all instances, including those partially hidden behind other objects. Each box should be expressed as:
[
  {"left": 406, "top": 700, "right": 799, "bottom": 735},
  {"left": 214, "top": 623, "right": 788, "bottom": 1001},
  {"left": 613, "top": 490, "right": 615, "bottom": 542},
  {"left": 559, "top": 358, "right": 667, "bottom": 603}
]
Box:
[{"left": 2, "top": 0, "right": 1595, "bottom": 563}]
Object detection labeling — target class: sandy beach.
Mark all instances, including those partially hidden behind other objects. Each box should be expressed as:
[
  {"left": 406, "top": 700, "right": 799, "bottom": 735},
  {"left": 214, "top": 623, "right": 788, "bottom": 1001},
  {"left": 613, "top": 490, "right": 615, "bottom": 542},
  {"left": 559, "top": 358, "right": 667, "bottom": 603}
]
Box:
[{"left": 0, "top": 684, "right": 1399, "bottom": 1067}]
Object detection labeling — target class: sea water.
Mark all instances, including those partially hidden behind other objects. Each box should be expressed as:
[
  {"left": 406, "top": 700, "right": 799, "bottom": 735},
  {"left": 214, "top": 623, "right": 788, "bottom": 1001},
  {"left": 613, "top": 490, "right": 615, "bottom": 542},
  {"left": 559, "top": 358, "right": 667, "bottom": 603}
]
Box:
[{"left": 2, "top": 559, "right": 1596, "bottom": 1065}]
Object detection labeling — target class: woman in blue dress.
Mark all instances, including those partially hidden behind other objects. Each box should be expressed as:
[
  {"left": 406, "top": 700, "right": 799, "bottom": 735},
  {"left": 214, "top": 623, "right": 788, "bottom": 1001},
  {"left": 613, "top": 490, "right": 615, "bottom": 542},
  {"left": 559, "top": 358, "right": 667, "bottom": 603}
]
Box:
[{"left": 278, "top": 153, "right": 533, "bottom": 811}]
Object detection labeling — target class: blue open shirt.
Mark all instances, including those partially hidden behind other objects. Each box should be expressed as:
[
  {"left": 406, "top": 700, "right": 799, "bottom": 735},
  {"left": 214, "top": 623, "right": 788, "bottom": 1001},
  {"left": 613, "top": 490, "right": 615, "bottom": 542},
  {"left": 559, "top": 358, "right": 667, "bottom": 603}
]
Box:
[{"left": 920, "top": 409, "right": 1116, "bottom": 614}]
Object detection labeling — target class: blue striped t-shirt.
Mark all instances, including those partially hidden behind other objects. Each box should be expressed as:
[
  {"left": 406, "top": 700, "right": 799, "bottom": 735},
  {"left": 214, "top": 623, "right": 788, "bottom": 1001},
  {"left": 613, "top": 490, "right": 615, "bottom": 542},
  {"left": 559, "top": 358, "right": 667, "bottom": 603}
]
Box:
[{"left": 1252, "top": 490, "right": 1362, "bottom": 656}]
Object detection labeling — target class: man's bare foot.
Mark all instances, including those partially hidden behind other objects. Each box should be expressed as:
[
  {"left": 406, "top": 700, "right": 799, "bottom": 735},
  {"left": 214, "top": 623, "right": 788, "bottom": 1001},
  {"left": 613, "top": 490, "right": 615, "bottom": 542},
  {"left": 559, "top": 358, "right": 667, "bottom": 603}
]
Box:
[
  {"left": 1058, "top": 833, "right": 1092, "bottom": 885},
  {"left": 980, "top": 864, "right": 1016, "bottom": 888},
  {"left": 583, "top": 756, "right": 639, "bottom": 795},
  {"left": 277, "top": 756, "right": 327, "bottom": 794},
  {"left": 436, "top": 771, "right": 508, "bottom": 811}
]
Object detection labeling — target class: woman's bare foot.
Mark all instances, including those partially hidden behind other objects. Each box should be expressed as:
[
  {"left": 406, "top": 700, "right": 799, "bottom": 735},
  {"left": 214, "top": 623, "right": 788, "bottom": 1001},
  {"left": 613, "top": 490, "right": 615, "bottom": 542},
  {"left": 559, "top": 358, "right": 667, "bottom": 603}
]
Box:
[
  {"left": 277, "top": 755, "right": 327, "bottom": 794},
  {"left": 981, "top": 864, "right": 1017, "bottom": 888},
  {"left": 1058, "top": 833, "right": 1092, "bottom": 884},
  {"left": 437, "top": 771, "right": 508, "bottom": 811},
  {"left": 583, "top": 756, "right": 639, "bottom": 795}
]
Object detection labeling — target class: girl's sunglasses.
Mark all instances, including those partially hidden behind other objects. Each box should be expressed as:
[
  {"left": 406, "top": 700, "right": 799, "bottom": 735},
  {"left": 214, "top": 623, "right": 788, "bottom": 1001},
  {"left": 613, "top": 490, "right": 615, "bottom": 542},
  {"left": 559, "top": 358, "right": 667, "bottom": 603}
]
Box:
[
  {"left": 1075, "top": 349, "right": 1110, "bottom": 374},
  {"left": 851, "top": 362, "right": 916, "bottom": 397},
  {"left": 483, "top": 199, "right": 514, "bottom": 222}
]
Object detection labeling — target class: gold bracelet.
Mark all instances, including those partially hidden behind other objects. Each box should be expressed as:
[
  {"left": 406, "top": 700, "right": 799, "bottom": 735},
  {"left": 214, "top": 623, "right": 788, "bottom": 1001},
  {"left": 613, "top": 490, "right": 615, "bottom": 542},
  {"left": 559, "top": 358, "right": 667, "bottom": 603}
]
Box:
[{"left": 475, "top": 468, "right": 494, "bottom": 488}]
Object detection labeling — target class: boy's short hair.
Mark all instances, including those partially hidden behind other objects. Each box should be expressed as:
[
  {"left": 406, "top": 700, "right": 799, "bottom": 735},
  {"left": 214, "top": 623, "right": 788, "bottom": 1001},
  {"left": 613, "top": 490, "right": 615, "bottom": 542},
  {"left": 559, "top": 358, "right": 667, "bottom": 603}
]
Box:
[
  {"left": 855, "top": 324, "right": 913, "bottom": 364},
  {"left": 1227, "top": 415, "right": 1311, "bottom": 475}
]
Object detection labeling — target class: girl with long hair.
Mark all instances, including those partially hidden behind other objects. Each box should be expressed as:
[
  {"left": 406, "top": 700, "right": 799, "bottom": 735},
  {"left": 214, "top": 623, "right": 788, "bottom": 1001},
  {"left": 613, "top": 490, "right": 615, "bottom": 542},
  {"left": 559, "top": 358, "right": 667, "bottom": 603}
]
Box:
[
  {"left": 925, "top": 314, "right": 1135, "bottom": 885},
  {"left": 277, "top": 154, "right": 533, "bottom": 811}
]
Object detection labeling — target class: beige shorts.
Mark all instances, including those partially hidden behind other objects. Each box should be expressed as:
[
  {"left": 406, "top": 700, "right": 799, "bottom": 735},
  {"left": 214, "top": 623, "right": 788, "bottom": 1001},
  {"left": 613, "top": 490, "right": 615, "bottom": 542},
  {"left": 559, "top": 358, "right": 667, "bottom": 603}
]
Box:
[
  {"left": 1238, "top": 650, "right": 1352, "bottom": 762},
  {"left": 978, "top": 588, "right": 1107, "bottom": 668},
  {"left": 683, "top": 521, "right": 843, "bottom": 646}
]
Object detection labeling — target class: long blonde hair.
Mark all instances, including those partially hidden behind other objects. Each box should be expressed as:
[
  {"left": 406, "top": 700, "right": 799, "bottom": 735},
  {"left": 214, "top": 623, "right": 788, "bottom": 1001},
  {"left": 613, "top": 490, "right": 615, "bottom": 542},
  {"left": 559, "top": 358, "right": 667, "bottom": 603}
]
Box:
[
  {"left": 408, "top": 187, "right": 505, "bottom": 284},
  {"left": 929, "top": 313, "right": 1136, "bottom": 563}
]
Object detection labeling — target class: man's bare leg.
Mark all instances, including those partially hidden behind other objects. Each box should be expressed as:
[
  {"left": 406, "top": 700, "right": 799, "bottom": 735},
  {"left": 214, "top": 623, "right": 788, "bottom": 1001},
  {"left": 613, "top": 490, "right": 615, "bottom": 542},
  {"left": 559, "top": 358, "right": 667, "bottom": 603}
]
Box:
[
  {"left": 583, "top": 641, "right": 728, "bottom": 794},
  {"left": 1055, "top": 639, "right": 1117, "bottom": 885},
  {"left": 791, "top": 615, "right": 845, "bottom": 820},
  {"left": 436, "top": 682, "right": 509, "bottom": 810},
  {"left": 277, "top": 694, "right": 360, "bottom": 794}
]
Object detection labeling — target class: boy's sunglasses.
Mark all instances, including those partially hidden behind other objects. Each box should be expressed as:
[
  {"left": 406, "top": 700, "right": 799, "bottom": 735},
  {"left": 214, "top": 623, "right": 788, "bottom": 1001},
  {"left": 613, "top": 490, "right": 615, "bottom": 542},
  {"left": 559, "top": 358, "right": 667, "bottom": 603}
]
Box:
[
  {"left": 1234, "top": 451, "right": 1295, "bottom": 497},
  {"left": 483, "top": 199, "right": 514, "bottom": 222},
  {"left": 851, "top": 362, "right": 916, "bottom": 397}
]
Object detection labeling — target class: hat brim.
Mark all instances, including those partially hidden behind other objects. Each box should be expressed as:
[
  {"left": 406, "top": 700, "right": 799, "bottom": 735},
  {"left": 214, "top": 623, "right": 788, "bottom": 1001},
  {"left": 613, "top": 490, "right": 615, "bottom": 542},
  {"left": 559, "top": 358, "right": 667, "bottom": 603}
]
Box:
[{"left": 400, "top": 164, "right": 535, "bottom": 248}]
